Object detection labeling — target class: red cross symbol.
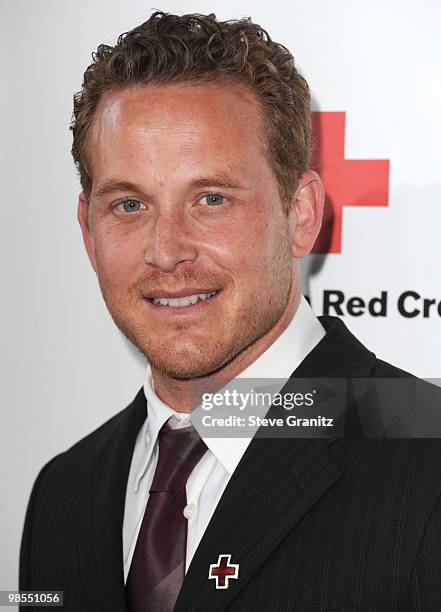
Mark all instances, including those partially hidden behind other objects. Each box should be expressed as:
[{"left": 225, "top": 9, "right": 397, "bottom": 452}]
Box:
[
  {"left": 311, "top": 112, "right": 390, "bottom": 253},
  {"left": 208, "top": 554, "right": 239, "bottom": 589}
]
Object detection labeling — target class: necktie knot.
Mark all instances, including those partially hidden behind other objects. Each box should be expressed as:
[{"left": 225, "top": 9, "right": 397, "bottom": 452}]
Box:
[
  {"left": 126, "top": 417, "right": 206, "bottom": 610},
  {"left": 150, "top": 419, "right": 207, "bottom": 492}
]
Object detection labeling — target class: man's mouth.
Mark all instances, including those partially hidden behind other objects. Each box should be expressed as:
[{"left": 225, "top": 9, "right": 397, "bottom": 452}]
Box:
[{"left": 147, "top": 290, "right": 219, "bottom": 308}]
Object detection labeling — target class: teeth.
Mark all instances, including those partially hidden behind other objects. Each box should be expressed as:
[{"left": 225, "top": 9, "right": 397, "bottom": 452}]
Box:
[{"left": 151, "top": 291, "right": 217, "bottom": 307}]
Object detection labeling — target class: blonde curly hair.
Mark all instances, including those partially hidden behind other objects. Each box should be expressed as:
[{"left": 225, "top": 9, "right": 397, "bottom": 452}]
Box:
[{"left": 70, "top": 11, "right": 311, "bottom": 209}]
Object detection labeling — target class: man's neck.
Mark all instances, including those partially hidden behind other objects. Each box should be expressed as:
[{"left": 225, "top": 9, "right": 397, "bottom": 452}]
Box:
[{"left": 150, "top": 284, "right": 301, "bottom": 413}]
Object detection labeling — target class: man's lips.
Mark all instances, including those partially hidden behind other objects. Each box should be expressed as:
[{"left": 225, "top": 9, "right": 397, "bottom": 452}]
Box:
[
  {"left": 144, "top": 288, "right": 220, "bottom": 299},
  {"left": 143, "top": 288, "right": 222, "bottom": 312}
]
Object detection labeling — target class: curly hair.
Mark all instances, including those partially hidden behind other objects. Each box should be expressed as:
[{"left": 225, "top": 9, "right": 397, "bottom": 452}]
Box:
[{"left": 70, "top": 11, "right": 311, "bottom": 209}]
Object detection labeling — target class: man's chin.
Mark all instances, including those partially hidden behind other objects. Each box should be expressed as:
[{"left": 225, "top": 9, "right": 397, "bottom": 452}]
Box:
[{"left": 146, "top": 350, "right": 229, "bottom": 379}]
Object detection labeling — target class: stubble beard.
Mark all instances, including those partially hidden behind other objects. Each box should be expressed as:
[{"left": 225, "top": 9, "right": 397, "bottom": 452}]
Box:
[{"left": 97, "top": 234, "right": 293, "bottom": 380}]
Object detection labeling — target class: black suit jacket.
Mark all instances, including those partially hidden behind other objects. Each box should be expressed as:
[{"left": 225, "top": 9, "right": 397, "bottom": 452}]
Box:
[{"left": 20, "top": 316, "right": 441, "bottom": 611}]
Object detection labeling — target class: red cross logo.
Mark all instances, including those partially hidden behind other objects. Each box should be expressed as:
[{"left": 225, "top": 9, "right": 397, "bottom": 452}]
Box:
[
  {"left": 208, "top": 554, "right": 239, "bottom": 589},
  {"left": 311, "top": 112, "right": 390, "bottom": 253}
]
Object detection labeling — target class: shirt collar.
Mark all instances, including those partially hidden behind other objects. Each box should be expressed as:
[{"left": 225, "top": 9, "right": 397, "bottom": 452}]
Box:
[
  {"left": 133, "top": 372, "right": 191, "bottom": 491},
  {"left": 137, "top": 296, "right": 325, "bottom": 482}
]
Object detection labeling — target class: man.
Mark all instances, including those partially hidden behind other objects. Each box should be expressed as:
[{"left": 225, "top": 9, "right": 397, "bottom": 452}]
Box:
[{"left": 20, "top": 11, "right": 441, "bottom": 611}]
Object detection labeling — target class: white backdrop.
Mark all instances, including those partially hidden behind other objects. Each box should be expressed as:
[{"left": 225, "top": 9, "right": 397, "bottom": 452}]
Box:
[{"left": 1, "top": 0, "right": 440, "bottom": 591}]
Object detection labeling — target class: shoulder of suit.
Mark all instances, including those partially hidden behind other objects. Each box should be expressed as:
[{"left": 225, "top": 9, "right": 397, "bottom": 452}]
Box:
[
  {"left": 371, "top": 357, "right": 441, "bottom": 402},
  {"left": 35, "top": 387, "right": 146, "bottom": 483}
]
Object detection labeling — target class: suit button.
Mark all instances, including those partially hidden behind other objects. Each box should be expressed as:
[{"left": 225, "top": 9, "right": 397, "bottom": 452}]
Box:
[{"left": 183, "top": 503, "right": 196, "bottom": 520}]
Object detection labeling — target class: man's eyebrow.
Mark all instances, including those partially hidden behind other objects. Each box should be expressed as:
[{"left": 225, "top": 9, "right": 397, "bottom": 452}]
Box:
[
  {"left": 93, "top": 176, "right": 247, "bottom": 200},
  {"left": 189, "top": 176, "right": 247, "bottom": 190},
  {"left": 94, "top": 180, "right": 146, "bottom": 200}
]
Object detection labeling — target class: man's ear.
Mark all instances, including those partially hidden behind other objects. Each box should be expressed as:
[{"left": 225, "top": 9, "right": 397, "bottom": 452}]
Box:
[
  {"left": 289, "top": 170, "right": 324, "bottom": 258},
  {"left": 77, "top": 192, "right": 97, "bottom": 272}
]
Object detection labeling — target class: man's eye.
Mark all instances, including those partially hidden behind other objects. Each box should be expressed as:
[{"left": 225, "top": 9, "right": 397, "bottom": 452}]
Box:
[
  {"left": 117, "top": 199, "right": 144, "bottom": 213},
  {"left": 201, "top": 193, "right": 226, "bottom": 206}
]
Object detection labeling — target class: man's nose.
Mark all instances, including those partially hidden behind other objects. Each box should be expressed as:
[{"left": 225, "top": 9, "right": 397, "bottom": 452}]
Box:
[{"left": 143, "top": 211, "right": 199, "bottom": 272}]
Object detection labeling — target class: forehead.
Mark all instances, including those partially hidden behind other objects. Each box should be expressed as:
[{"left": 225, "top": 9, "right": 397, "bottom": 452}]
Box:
[
  {"left": 92, "top": 79, "right": 263, "bottom": 129},
  {"left": 88, "top": 81, "right": 266, "bottom": 176}
]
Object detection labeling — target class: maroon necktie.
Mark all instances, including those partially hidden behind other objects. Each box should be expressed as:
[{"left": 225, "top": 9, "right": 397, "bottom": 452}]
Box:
[{"left": 126, "top": 419, "right": 208, "bottom": 611}]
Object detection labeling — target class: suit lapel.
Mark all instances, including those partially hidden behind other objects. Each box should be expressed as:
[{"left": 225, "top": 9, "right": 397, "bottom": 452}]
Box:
[
  {"left": 174, "top": 435, "right": 342, "bottom": 611},
  {"left": 75, "top": 315, "right": 376, "bottom": 611},
  {"left": 175, "top": 316, "right": 377, "bottom": 611},
  {"left": 76, "top": 388, "right": 146, "bottom": 611}
]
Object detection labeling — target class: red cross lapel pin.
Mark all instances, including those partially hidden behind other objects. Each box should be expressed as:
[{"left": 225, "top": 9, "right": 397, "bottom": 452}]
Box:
[{"left": 208, "top": 554, "right": 239, "bottom": 589}]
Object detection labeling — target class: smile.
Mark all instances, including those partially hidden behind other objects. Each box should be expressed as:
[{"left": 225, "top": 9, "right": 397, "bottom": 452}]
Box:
[{"left": 148, "top": 290, "right": 218, "bottom": 308}]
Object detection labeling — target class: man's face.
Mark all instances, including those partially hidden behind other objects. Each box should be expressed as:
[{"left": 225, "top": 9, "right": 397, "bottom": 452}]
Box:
[{"left": 79, "top": 81, "right": 296, "bottom": 378}]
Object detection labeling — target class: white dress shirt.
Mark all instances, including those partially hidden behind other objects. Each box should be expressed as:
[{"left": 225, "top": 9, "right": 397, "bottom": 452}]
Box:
[{"left": 122, "top": 296, "right": 325, "bottom": 581}]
